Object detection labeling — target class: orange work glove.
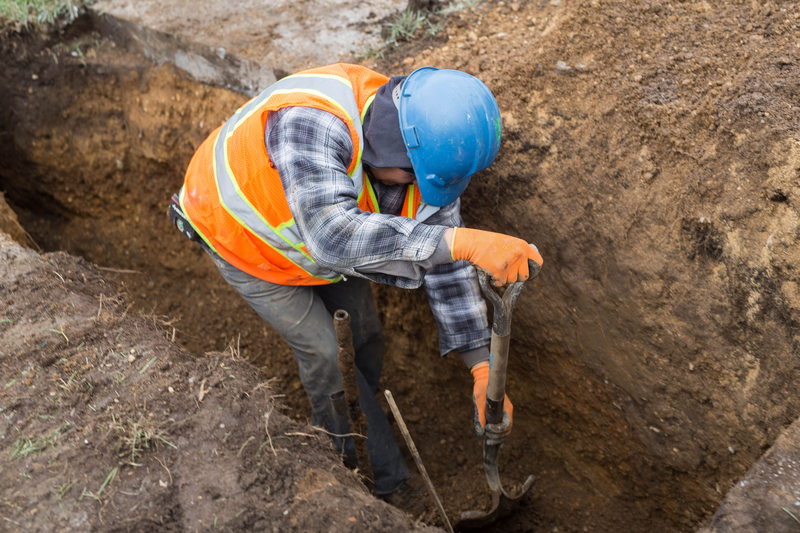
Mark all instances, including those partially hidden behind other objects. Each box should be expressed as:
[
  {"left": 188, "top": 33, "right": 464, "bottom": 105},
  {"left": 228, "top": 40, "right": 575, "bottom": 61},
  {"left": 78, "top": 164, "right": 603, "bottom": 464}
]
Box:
[
  {"left": 449, "top": 227, "right": 543, "bottom": 286},
  {"left": 471, "top": 362, "right": 514, "bottom": 446}
]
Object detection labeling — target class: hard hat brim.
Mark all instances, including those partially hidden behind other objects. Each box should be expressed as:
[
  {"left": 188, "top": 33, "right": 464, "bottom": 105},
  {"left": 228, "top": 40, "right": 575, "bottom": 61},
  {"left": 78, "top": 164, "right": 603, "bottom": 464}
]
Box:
[{"left": 415, "top": 173, "right": 471, "bottom": 207}]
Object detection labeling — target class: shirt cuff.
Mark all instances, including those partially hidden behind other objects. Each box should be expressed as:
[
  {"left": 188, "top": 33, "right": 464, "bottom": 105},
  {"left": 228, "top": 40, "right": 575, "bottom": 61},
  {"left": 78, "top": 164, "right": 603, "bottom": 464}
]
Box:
[
  {"left": 431, "top": 233, "right": 454, "bottom": 265},
  {"left": 460, "top": 345, "right": 490, "bottom": 368}
]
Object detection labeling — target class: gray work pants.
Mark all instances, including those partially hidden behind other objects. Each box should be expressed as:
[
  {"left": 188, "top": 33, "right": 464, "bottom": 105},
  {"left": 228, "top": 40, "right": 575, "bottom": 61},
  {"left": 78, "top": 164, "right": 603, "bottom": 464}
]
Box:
[{"left": 207, "top": 252, "right": 409, "bottom": 494}]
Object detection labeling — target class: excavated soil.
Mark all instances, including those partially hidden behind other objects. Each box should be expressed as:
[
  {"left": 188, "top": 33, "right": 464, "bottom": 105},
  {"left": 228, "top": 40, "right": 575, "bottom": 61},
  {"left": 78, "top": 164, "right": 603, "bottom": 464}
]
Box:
[
  {"left": 2, "top": 1, "right": 800, "bottom": 532},
  {"left": 0, "top": 231, "right": 440, "bottom": 533}
]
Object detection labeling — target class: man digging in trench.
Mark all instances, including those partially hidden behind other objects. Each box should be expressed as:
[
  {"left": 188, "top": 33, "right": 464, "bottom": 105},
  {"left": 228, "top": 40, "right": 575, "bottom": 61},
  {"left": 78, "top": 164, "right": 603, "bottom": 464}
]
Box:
[{"left": 168, "top": 64, "right": 543, "bottom": 511}]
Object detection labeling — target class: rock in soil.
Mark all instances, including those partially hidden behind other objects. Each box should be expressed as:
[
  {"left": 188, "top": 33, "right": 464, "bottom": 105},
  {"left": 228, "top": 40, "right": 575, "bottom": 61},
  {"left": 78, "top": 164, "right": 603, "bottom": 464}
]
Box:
[{"left": 699, "top": 417, "right": 800, "bottom": 533}]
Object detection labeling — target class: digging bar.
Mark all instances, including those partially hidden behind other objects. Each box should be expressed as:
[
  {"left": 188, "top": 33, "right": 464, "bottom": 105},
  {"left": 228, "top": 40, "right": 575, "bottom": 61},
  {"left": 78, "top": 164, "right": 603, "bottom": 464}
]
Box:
[
  {"left": 333, "top": 309, "right": 375, "bottom": 492},
  {"left": 456, "top": 257, "right": 541, "bottom": 530}
]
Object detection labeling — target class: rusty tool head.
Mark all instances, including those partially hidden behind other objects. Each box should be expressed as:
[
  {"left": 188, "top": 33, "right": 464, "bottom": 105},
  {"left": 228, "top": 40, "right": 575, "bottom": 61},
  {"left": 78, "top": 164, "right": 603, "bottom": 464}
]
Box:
[{"left": 456, "top": 465, "right": 535, "bottom": 530}]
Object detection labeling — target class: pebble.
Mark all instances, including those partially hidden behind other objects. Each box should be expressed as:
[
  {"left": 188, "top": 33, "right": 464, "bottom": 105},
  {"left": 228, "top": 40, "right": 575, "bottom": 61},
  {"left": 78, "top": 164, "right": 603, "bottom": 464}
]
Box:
[
  {"left": 127, "top": 354, "right": 136, "bottom": 363},
  {"left": 634, "top": 74, "right": 643, "bottom": 82},
  {"left": 468, "top": 31, "right": 478, "bottom": 42},
  {"left": 168, "top": 386, "right": 174, "bottom": 393}
]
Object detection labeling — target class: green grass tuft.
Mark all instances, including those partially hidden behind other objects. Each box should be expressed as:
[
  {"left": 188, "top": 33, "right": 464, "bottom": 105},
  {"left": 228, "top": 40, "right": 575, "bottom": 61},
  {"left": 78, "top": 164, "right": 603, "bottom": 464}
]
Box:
[
  {"left": 9, "top": 423, "right": 71, "bottom": 460},
  {"left": 356, "top": 1, "right": 483, "bottom": 60},
  {"left": 0, "top": 0, "right": 81, "bottom": 31},
  {"left": 386, "top": 8, "right": 427, "bottom": 42}
]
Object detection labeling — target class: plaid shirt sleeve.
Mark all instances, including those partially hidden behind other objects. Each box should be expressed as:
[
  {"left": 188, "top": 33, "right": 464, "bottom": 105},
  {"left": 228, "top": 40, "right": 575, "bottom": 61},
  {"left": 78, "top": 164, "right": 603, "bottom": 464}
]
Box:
[
  {"left": 265, "top": 106, "right": 446, "bottom": 289},
  {"left": 420, "top": 199, "right": 491, "bottom": 355},
  {"left": 266, "top": 106, "right": 489, "bottom": 355}
]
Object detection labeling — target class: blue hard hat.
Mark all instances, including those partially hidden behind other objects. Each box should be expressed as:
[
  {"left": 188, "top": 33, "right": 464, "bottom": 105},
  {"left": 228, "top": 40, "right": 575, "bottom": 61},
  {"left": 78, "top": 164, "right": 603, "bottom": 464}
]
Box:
[{"left": 397, "top": 67, "right": 502, "bottom": 207}]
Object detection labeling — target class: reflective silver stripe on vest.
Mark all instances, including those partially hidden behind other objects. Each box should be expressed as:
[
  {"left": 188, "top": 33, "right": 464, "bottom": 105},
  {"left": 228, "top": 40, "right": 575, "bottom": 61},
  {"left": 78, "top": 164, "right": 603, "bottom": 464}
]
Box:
[{"left": 212, "top": 73, "right": 365, "bottom": 281}]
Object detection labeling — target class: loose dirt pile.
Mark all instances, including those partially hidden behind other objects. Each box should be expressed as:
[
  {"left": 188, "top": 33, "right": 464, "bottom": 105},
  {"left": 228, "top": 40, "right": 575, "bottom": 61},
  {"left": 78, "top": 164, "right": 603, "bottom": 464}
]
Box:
[
  {"left": 2, "top": 1, "right": 800, "bottom": 532},
  {"left": 0, "top": 228, "right": 439, "bottom": 532}
]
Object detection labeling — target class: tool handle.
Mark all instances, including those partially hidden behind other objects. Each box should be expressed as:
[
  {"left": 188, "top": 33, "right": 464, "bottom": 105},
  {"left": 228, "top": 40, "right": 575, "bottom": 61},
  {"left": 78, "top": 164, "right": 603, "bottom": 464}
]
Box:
[
  {"left": 477, "top": 256, "right": 540, "bottom": 336},
  {"left": 385, "top": 390, "right": 455, "bottom": 533},
  {"left": 477, "top": 255, "right": 540, "bottom": 412}
]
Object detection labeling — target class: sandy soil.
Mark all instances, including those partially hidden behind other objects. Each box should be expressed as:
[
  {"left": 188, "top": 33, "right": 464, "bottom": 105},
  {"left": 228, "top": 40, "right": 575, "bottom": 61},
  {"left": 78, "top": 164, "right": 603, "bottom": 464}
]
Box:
[{"left": 2, "top": 1, "right": 800, "bottom": 532}]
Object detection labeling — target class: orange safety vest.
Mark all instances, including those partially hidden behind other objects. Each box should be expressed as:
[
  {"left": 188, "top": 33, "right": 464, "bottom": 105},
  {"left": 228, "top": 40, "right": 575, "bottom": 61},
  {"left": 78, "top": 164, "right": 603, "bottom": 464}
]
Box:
[{"left": 179, "top": 64, "right": 440, "bottom": 286}]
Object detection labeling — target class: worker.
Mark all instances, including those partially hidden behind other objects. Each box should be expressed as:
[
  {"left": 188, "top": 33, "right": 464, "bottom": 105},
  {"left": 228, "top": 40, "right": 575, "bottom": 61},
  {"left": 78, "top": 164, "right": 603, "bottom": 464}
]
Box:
[{"left": 168, "top": 64, "right": 543, "bottom": 511}]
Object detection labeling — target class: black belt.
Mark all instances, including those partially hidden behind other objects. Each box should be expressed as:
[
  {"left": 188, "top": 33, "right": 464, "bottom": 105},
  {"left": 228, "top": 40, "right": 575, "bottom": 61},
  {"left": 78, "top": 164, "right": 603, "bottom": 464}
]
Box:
[{"left": 168, "top": 193, "right": 212, "bottom": 254}]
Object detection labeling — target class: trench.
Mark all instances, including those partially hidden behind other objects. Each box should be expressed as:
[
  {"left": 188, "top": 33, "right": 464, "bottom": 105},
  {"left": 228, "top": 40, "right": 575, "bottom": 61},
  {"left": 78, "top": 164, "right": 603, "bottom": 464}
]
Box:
[{"left": 0, "top": 19, "right": 727, "bottom": 533}]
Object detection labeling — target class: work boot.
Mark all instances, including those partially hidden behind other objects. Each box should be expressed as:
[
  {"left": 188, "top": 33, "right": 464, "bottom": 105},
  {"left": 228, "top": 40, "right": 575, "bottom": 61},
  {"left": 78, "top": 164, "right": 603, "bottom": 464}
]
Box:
[{"left": 380, "top": 478, "right": 426, "bottom": 516}]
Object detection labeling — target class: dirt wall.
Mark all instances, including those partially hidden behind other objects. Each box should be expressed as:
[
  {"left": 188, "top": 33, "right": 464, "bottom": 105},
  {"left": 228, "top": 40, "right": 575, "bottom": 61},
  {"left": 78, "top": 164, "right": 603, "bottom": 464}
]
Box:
[
  {"left": 2, "top": 2, "right": 800, "bottom": 532},
  {"left": 0, "top": 192, "right": 37, "bottom": 249},
  {"left": 387, "top": 0, "right": 800, "bottom": 528}
]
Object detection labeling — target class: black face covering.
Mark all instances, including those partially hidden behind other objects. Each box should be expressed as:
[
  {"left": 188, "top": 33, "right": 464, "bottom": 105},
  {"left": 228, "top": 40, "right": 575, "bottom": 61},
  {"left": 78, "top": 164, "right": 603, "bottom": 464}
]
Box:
[{"left": 361, "top": 76, "right": 413, "bottom": 170}]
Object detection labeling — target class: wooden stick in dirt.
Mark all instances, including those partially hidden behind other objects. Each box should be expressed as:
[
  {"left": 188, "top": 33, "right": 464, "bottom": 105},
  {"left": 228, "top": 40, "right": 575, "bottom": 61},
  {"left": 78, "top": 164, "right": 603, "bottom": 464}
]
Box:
[
  {"left": 384, "top": 389, "right": 455, "bottom": 533},
  {"left": 333, "top": 309, "right": 374, "bottom": 492}
]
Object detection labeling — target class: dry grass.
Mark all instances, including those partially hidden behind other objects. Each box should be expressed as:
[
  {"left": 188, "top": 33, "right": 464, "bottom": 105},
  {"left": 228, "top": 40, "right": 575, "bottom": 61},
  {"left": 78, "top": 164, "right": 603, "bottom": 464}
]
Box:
[{"left": 111, "top": 417, "right": 176, "bottom": 464}]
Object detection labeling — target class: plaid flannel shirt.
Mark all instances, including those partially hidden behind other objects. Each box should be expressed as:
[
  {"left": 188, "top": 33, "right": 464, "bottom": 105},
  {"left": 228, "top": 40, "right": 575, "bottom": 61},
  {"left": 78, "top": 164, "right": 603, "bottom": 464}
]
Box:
[{"left": 264, "top": 106, "right": 489, "bottom": 355}]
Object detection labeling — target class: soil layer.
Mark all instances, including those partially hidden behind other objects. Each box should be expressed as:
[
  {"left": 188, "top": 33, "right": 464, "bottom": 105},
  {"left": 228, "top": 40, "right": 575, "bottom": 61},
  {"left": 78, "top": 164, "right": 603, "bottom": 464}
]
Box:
[{"left": 1, "top": 1, "right": 800, "bottom": 532}]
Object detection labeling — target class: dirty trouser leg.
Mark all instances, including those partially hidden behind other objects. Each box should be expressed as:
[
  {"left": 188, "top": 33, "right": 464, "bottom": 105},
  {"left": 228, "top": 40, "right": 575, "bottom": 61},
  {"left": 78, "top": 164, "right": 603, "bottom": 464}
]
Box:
[
  {"left": 314, "top": 277, "right": 410, "bottom": 493},
  {"left": 207, "top": 253, "right": 408, "bottom": 494}
]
